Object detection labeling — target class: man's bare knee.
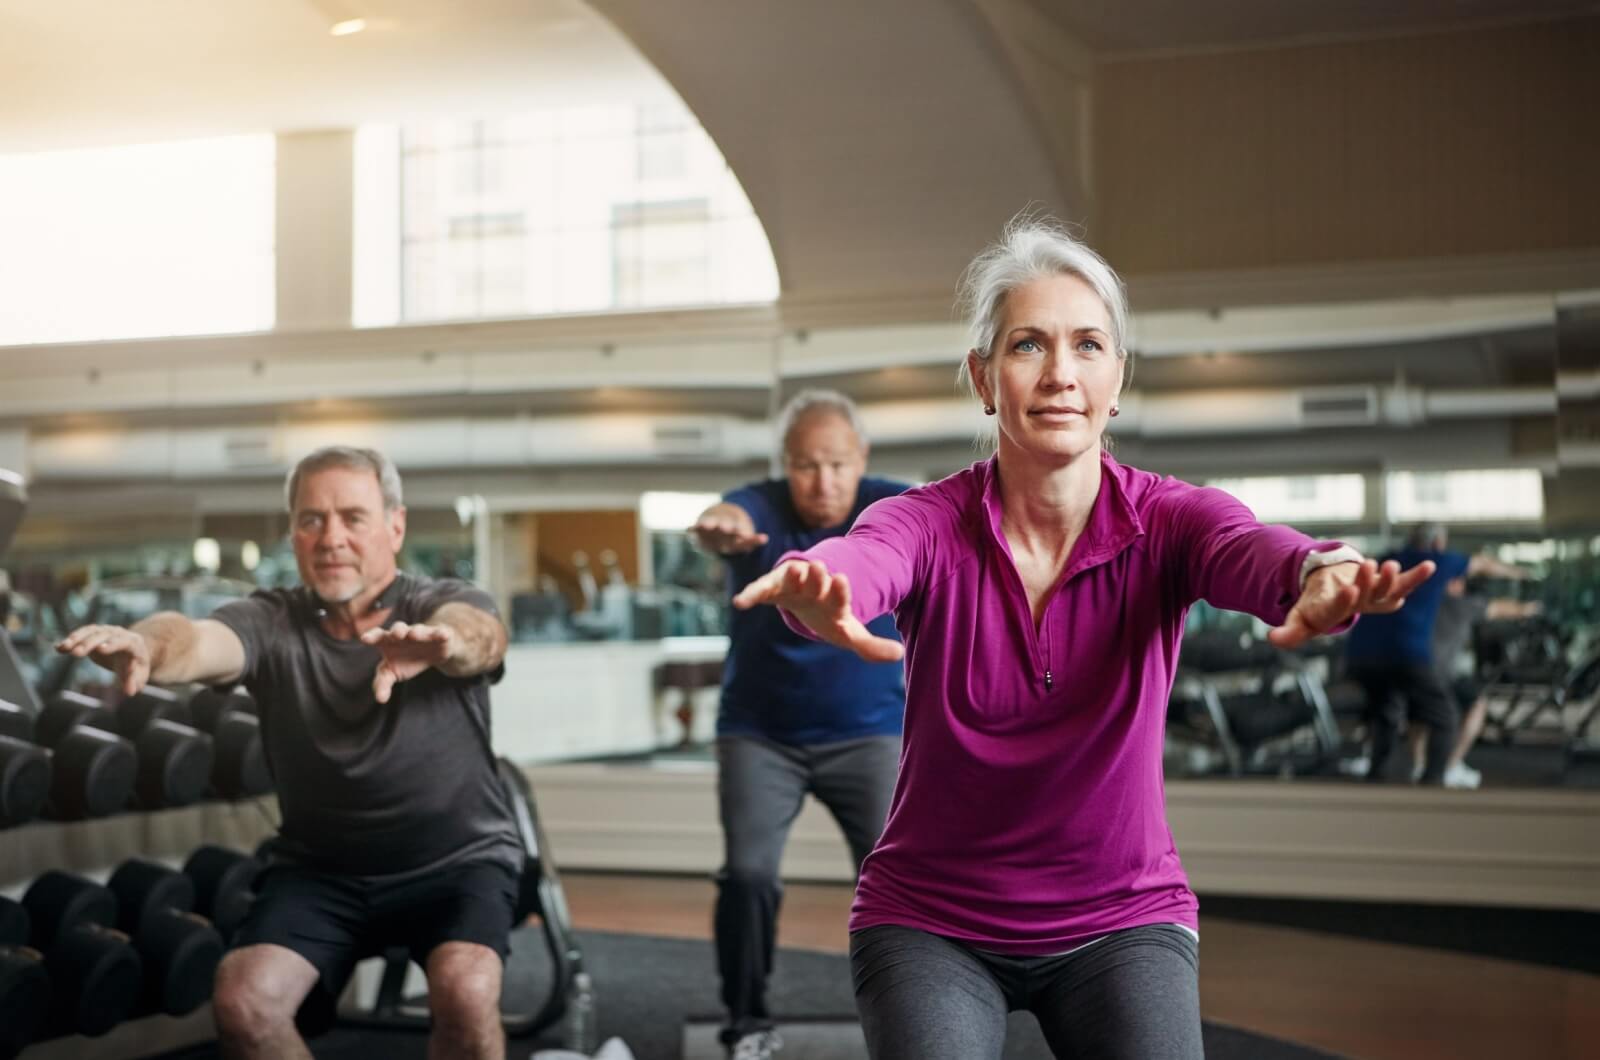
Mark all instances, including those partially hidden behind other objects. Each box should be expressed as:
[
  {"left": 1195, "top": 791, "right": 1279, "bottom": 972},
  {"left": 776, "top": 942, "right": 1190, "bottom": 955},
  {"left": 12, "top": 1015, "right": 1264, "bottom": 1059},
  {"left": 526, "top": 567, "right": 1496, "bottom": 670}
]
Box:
[
  {"left": 427, "top": 943, "right": 503, "bottom": 1034},
  {"left": 212, "top": 946, "right": 318, "bottom": 1045}
]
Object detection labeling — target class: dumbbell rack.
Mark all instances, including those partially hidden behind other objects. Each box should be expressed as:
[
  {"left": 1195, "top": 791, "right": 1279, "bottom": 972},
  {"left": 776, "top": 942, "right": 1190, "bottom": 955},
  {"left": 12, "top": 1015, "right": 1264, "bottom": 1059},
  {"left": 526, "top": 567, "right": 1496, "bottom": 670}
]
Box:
[
  {"left": 1, "top": 847, "right": 265, "bottom": 1060},
  {"left": 0, "top": 471, "right": 274, "bottom": 1057},
  {"left": 1, "top": 690, "right": 279, "bottom": 1058}
]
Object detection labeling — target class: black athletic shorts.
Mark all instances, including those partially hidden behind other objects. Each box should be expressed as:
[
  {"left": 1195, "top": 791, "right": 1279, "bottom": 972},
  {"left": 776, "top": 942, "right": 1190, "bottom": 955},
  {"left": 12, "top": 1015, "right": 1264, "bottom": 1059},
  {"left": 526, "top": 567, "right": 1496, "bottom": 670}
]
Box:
[
  {"left": 233, "top": 857, "right": 519, "bottom": 1030},
  {"left": 1449, "top": 674, "right": 1485, "bottom": 710}
]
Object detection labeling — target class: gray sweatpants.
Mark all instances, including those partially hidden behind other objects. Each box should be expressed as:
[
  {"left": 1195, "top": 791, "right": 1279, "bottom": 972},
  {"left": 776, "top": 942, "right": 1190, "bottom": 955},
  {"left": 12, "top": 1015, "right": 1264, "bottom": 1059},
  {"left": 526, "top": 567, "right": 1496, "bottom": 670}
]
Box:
[
  {"left": 715, "top": 733, "right": 900, "bottom": 1040},
  {"left": 850, "top": 922, "right": 1203, "bottom": 1060}
]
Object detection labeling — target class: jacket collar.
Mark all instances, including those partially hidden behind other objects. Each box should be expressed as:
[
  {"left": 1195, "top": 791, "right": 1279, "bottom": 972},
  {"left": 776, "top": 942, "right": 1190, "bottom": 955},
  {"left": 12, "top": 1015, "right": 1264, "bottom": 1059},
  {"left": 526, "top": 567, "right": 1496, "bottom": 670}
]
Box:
[{"left": 979, "top": 449, "right": 1144, "bottom": 580}]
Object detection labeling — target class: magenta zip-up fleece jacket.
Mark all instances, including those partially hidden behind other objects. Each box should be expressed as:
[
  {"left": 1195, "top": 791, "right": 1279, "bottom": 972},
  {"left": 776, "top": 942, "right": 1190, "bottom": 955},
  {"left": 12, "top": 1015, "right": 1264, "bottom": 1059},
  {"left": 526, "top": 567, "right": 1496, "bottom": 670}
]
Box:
[{"left": 781, "top": 451, "right": 1345, "bottom": 953}]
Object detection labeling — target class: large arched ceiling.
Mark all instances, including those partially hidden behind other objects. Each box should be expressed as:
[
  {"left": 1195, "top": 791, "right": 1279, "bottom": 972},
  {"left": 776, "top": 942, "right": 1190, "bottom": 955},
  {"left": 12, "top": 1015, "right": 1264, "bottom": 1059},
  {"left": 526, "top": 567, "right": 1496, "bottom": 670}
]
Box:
[{"left": 588, "top": 0, "right": 1073, "bottom": 322}]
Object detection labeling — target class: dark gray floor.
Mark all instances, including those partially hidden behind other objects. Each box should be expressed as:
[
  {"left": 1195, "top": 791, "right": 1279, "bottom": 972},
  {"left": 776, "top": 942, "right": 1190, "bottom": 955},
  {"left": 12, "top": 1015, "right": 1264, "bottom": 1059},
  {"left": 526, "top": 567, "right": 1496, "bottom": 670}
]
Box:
[{"left": 150, "top": 931, "right": 1341, "bottom": 1059}]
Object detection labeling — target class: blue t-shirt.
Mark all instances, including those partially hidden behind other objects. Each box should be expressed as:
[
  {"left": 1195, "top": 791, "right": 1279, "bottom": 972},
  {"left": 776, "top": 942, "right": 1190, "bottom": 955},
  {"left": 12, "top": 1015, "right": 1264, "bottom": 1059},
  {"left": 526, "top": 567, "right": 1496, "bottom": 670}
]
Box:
[
  {"left": 1344, "top": 547, "right": 1471, "bottom": 666},
  {"left": 718, "top": 476, "right": 909, "bottom": 744}
]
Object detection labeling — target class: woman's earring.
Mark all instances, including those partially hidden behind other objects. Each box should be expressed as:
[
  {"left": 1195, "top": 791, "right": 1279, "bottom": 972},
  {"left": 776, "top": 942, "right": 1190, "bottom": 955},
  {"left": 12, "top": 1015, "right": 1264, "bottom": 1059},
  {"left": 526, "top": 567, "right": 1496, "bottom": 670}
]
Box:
[
  {"left": 1110, "top": 405, "right": 1120, "bottom": 417},
  {"left": 983, "top": 405, "right": 996, "bottom": 416}
]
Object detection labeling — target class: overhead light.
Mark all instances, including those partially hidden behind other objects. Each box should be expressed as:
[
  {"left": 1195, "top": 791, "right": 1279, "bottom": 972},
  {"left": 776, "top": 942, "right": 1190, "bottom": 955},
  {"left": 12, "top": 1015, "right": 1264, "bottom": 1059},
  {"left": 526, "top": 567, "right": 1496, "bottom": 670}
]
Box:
[
  {"left": 330, "top": 18, "right": 367, "bottom": 36},
  {"left": 193, "top": 538, "right": 222, "bottom": 573}
]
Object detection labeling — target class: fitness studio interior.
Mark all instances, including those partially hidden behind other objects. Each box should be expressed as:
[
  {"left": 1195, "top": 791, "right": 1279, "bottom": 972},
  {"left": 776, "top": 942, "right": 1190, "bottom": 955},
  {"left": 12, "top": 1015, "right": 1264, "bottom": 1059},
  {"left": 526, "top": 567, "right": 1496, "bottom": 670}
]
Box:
[{"left": 1, "top": 2, "right": 1597, "bottom": 1059}]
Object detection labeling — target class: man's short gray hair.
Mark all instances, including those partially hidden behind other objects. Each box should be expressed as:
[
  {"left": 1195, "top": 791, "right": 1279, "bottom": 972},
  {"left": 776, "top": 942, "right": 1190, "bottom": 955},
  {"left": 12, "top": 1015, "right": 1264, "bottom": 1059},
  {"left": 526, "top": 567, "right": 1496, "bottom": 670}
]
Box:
[
  {"left": 284, "top": 446, "right": 404, "bottom": 513},
  {"left": 1407, "top": 522, "right": 1448, "bottom": 551},
  {"left": 775, "top": 389, "right": 868, "bottom": 463}
]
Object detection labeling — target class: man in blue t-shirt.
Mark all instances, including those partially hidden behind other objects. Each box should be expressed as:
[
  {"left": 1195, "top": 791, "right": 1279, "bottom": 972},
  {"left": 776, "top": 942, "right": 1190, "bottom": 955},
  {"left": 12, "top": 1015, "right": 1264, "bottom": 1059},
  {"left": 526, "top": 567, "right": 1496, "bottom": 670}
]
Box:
[
  {"left": 1345, "top": 523, "right": 1519, "bottom": 785},
  {"left": 692, "top": 390, "right": 908, "bottom": 1059}
]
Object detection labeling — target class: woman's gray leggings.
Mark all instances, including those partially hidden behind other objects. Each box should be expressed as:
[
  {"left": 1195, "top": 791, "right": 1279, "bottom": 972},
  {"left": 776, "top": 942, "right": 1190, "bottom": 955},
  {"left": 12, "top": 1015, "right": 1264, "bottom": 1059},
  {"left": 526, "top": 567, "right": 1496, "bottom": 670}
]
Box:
[{"left": 850, "top": 923, "right": 1203, "bottom": 1060}]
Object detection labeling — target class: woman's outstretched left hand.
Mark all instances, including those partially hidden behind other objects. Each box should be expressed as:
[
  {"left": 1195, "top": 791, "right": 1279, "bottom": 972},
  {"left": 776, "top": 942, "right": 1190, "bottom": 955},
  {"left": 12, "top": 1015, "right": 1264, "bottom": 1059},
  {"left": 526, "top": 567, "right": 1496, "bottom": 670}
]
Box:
[
  {"left": 1268, "top": 558, "right": 1436, "bottom": 649},
  {"left": 732, "top": 559, "right": 904, "bottom": 663}
]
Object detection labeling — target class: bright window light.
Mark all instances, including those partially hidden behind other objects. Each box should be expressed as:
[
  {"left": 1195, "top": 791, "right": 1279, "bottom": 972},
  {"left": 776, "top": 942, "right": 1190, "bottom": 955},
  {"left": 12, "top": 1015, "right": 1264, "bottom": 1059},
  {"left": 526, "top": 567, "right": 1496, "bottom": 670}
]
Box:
[
  {"left": 640, "top": 492, "right": 721, "bottom": 532},
  {"left": 1204, "top": 474, "right": 1366, "bottom": 523},
  {"left": 0, "top": 135, "right": 275, "bottom": 346},
  {"left": 1386, "top": 469, "right": 1544, "bottom": 523},
  {"left": 354, "top": 96, "right": 777, "bottom": 326}
]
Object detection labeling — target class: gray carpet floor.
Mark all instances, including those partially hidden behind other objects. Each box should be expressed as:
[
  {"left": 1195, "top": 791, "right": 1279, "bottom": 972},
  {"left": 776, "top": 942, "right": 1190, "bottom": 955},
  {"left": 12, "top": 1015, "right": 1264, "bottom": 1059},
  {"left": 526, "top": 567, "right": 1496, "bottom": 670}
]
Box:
[{"left": 152, "top": 929, "right": 1342, "bottom": 1059}]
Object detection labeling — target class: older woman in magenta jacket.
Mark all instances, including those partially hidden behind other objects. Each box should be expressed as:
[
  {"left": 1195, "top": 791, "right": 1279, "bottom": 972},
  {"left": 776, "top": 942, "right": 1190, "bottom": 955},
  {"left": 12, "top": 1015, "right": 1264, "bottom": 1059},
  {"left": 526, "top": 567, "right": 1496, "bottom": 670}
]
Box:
[{"left": 733, "top": 217, "right": 1432, "bottom": 1060}]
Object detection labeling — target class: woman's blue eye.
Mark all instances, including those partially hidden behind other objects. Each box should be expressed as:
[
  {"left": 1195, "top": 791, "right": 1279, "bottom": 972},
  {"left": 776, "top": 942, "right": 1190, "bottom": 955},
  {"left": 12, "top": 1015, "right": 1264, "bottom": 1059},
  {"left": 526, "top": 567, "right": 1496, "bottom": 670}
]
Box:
[
  {"left": 1015, "top": 339, "right": 1040, "bottom": 353},
  {"left": 1078, "top": 339, "right": 1103, "bottom": 353}
]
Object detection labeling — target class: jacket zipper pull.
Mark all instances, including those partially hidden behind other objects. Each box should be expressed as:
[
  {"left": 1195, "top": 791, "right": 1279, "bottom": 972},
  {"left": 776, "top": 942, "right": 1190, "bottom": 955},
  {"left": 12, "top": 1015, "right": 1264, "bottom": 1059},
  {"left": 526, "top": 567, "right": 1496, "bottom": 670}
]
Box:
[{"left": 1044, "top": 669, "right": 1053, "bottom": 690}]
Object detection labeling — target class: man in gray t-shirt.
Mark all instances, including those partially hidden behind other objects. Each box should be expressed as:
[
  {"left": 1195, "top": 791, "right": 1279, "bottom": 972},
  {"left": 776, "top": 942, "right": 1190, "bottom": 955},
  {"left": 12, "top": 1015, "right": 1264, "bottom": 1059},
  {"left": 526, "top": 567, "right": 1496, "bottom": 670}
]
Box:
[
  {"left": 57, "top": 446, "right": 517, "bottom": 1060},
  {"left": 211, "top": 574, "right": 520, "bottom": 879}
]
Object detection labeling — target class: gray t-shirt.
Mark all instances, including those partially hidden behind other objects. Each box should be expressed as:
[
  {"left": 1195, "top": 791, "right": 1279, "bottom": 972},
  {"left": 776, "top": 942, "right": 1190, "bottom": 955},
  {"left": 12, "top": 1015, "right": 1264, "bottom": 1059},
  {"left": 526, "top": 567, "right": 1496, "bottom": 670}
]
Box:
[{"left": 212, "top": 573, "right": 522, "bottom": 881}]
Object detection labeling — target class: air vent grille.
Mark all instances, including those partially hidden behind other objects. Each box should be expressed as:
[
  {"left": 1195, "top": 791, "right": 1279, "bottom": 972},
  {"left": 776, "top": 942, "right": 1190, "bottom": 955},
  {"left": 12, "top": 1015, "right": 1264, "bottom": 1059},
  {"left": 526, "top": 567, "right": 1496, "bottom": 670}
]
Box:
[
  {"left": 1299, "top": 387, "right": 1377, "bottom": 427},
  {"left": 651, "top": 421, "right": 722, "bottom": 458},
  {"left": 221, "top": 431, "right": 279, "bottom": 469}
]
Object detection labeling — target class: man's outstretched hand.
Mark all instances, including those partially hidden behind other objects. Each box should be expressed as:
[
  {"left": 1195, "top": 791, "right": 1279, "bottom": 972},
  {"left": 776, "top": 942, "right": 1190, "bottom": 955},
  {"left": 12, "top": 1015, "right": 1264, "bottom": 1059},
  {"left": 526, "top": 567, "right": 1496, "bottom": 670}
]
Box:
[
  {"left": 692, "top": 510, "right": 769, "bottom": 556},
  {"left": 360, "top": 622, "right": 460, "bottom": 703},
  {"left": 56, "top": 625, "right": 151, "bottom": 696}
]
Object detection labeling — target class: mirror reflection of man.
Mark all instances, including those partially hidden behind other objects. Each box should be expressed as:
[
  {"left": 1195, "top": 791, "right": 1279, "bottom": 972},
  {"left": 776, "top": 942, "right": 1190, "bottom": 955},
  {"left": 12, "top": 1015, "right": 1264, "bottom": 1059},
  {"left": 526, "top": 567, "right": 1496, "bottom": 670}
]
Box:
[
  {"left": 1346, "top": 523, "right": 1526, "bottom": 786},
  {"left": 1417, "top": 572, "right": 1539, "bottom": 788}
]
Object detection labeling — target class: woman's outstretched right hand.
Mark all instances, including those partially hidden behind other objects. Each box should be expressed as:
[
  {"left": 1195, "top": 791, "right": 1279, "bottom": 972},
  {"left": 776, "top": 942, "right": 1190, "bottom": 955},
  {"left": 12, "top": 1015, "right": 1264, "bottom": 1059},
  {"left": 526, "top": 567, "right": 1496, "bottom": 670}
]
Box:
[{"left": 732, "top": 559, "right": 903, "bottom": 663}]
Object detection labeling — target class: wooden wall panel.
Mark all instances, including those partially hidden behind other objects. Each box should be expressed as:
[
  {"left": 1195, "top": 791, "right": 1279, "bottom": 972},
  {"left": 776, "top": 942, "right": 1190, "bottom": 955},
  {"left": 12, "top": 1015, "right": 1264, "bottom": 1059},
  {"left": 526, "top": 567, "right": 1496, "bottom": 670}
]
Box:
[
  {"left": 1093, "top": 20, "right": 1600, "bottom": 274},
  {"left": 532, "top": 509, "right": 640, "bottom": 608}
]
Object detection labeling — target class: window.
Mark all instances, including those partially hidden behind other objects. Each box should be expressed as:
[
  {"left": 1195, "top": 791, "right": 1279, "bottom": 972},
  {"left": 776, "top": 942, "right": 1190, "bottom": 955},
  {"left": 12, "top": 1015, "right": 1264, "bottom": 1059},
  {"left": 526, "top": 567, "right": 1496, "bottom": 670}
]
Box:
[
  {"left": 1410, "top": 473, "right": 1448, "bottom": 504},
  {"left": 639, "top": 492, "right": 722, "bottom": 532},
  {"left": 353, "top": 97, "right": 777, "bottom": 325},
  {"left": 1386, "top": 469, "right": 1544, "bottom": 522},
  {"left": 613, "top": 200, "right": 711, "bottom": 307},
  {"left": 636, "top": 102, "right": 689, "bottom": 181},
  {"left": 0, "top": 136, "right": 275, "bottom": 345},
  {"left": 1204, "top": 474, "right": 1366, "bottom": 523}
]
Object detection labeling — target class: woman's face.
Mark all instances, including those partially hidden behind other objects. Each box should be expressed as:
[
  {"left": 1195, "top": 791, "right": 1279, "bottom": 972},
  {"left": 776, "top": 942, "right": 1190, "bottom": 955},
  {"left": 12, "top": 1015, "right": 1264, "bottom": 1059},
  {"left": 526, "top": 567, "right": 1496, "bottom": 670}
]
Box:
[{"left": 967, "top": 272, "right": 1122, "bottom": 465}]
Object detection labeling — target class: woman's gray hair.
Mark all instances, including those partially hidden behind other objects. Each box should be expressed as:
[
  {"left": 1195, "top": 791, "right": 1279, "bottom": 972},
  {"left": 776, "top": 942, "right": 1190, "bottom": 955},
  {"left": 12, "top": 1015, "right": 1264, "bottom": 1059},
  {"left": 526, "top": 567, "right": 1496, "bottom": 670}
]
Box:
[
  {"left": 955, "top": 213, "right": 1131, "bottom": 409},
  {"left": 284, "top": 446, "right": 404, "bottom": 513},
  {"left": 775, "top": 389, "right": 868, "bottom": 462}
]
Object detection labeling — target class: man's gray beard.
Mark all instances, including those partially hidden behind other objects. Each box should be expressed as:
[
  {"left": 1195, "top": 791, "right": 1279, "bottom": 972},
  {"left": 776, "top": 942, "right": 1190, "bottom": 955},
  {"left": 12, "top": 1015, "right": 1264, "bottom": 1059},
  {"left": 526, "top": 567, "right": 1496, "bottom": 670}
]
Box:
[{"left": 318, "top": 582, "right": 363, "bottom": 604}]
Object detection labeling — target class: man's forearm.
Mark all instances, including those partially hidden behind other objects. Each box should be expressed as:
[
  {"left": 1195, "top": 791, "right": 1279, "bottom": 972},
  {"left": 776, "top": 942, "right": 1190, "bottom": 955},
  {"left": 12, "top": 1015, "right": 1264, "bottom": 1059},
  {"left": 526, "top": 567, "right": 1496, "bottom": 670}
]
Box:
[
  {"left": 429, "top": 602, "right": 508, "bottom": 677},
  {"left": 1485, "top": 599, "right": 1541, "bottom": 620},
  {"left": 128, "top": 612, "right": 208, "bottom": 683},
  {"left": 1468, "top": 553, "right": 1527, "bottom": 580}
]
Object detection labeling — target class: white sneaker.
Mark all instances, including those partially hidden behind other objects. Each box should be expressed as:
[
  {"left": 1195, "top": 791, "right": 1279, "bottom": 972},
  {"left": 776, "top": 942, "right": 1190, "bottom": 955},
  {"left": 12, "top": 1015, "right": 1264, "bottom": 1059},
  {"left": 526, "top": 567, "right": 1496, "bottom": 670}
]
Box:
[
  {"left": 728, "top": 1029, "right": 783, "bottom": 1060},
  {"left": 1444, "top": 762, "right": 1482, "bottom": 789}
]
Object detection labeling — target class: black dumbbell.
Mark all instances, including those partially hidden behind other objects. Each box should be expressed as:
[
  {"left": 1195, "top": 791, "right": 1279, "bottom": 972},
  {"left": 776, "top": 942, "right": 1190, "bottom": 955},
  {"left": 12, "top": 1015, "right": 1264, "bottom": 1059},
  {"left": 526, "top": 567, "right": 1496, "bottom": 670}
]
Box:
[
  {"left": 187, "top": 687, "right": 253, "bottom": 733},
  {"left": 0, "top": 700, "right": 50, "bottom": 828},
  {"left": 21, "top": 871, "right": 143, "bottom": 1038},
  {"left": 42, "top": 689, "right": 211, "bottom": 810},
  {"left": 0, "top": 897, "right": 50, "bottom": 1060},
  {"left": 0, "top": 897, "right": 29, "bottom": 947},
  {"left": 105, "top": 688, "right": 215, "bottom": 809},
  {"left": 183, "top": 846, "right": 264, "bottom": 944},
  {"left": 184, "top": 688, "right": 272, "bottom": 799},
  {"left": 0, "top": 695, "right": 135, "bottom": 819},
  {"left": 105, "top": 859, "right": 224, "bottom": 1017}
]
